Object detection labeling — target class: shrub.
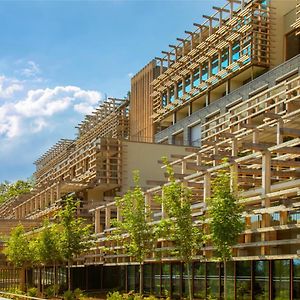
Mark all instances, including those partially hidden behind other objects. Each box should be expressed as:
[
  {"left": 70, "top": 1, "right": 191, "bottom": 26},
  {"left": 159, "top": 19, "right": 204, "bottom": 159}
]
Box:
[
  {"left": 64, "top": 290, "right": 75, "bottom": 300},
  {"left": 74, "top": 288, "right": 84, "bottom": 300},
  {"left": 106, "top": 291, "right": 123, "bottom": 300},
  {"left": 27, "top": 287, "right": 38, "bottom": 297}
]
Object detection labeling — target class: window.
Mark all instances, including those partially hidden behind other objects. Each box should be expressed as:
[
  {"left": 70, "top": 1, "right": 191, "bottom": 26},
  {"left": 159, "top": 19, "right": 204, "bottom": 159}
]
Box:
[
  {"left": 211, "top": 55, "right": 219, "bottom": 76},
  {"left": 236, "top": 261, "right": 251, "bottom": 300},
  {"left": 253, "top": 260, "right": 269, "bottom": 300},
  {"left": 189, "top": 123, "right": 201, "bottom": 147},
  {"left": 206, "top": 262, "right": 220, "bottom": 299},
  {"left": 177, "top": 81, "right": 183, "bottom": 99},
  {"left": 293, "top": 259, "right": 300, "bottom": 300},
  {"left": 201, "top": 63, "right": 209, "bottom": 82},
  {"left": 171, "top": 264, "right": 181, "bottom": 298},
  {"left": 162, "top": 93, "right": 168, "bottom": 107},
  {"left": 193, "top": 68, "right": 200, "bottom": 87},
  {"left": 185, "top": 76, "right": 191, "bottom": 94},
  {"left": 286, "top": 30, "right": 300, "bottom": 61},
  {"left": 232, "top": 41, "right": 240, "bottom": 62},
  {"left": 170, "top": 86, "right": 175, "bottom": 103},
  {"left": 221, "top": 48, "right": 229, "bottom": 69},
  {"left": 194, "top": 262, "right": 206, "bottom": 299},
  {"left": 272, "top": 260, "right": 290, "bottom": 300}
]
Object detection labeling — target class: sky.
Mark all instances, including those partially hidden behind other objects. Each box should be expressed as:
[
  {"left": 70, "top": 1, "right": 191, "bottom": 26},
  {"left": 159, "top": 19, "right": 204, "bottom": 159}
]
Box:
[{"left": 0, "top": 0, "right": 224, "bottom": 182}]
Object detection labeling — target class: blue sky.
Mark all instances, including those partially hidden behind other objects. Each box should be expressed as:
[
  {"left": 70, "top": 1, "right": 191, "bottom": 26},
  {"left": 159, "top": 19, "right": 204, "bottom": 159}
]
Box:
[{"left": 0, "top": 0, "right": 223, "bottom": 182}]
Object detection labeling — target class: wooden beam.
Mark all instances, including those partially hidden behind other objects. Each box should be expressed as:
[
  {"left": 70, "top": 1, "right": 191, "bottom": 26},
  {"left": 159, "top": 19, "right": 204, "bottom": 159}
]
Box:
[{"left": 280, "top": 128, "right": 300, "bottom": 138}]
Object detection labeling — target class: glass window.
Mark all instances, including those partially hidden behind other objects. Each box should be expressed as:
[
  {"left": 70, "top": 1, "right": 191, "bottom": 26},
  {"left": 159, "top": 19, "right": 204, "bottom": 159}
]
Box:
[
  {"left": 143, "top": 264, "right": 152, "bottom": 294},
  {"left": 193, "top": 68, "right": 200, "bottom": 87},
  {"left": 236, "top": 261, "right": 251, "bottom": 300},
  {"left": 251, "top": 214, "right": 262, "bottom": 229},
  {"left": 221, "top": 48, "right": 229, "bottom": 69},
  {"left": 207, "top": 262, "right": 220, "bottom": 299},
  {"left": 153, "top": 264, "right": 161, "bottom": 296},
  {"left": 185, "top": 76, "right": 191, "bottom": 94},
  {"left": 127, "top": 265, "right": 138, "bottom": 292},
  {"left": 272, "top": 260, "right": 290, "bottom": 300},
  {"left": 286, "top": 30, "right": 300, "bottom": 61},
  {"left": 293, "top": 259, "right": 300, "bottom": 300},
  {"left": 177, "top": 81, "right": 183, "bottom": 99},
  {"left": 254, "top": 260, "right": 269, "bottom": 300},
  {"left": 288, "top": 210, "right": 300, "bottom": 225},
  {"left": 170, "top": 87, "right": 175, "bottom": 103},
  {"left": 162, "top": 264, "right": 171, "bottom": 297},
  {"left": 190, "top": 123, "right": 201, "bottom": 147},
  {"left": 171, "top": 264, "right": 181, "bottom": 298},
  {"left": 183, "top": 263, "right": 192, "bottom": 298},
  {"left": 223, "top": 261, "right": 235, "bottom": 300},
  {"left": 201, "top": 63, "right": 208, "bottom": 82},
  {"left": 162, "top": 93, "right": 168, "bottom": 108},
  {"left": 232, "top": 41, "right": 240, "bottom": 62},
  {"left": 211, "top": 55, "right": 219, "bottom": 76},
  {"left": 194, "top": 262, "right": 206, "bottom": 299},
  {"left": 271, "top": 212, "right": 280, "bottom": 226}
]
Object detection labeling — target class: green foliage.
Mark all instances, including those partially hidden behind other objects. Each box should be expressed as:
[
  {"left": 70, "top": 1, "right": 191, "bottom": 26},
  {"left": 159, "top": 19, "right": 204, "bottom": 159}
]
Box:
[
  {"left": 107, "top": 291, "right": 123, "bottom": 300},
  {"left": 156, "top": 158, "right": 202, "bottom": 263},
  {"left": 27, "top": 287, "right": 38, "bottom": 297},
  {"left": 207, "top": 168, "right": 244, "bottom": 260},
  {"left": 111, "top": 171, "right": 155, "bottom": 265},
  {"left": 44, "top": 284, "right": 60, "bottom": 298},
  {"left": 36, "top": 220, "right": 62, "bottom": 265},
  {"left": 0, "top": 179, "right": 34, "bottom": 204},
  {"left": 56, "top": 195, "right": 93, "bottom": 262},
  {"left": 106, "top": 292, "right": 160, "bottom": 300},
  {"left": 3, "top": 225, "right": 31, "bottom": 267},
  {"left": 74, "top": 288, "right": 84, "bottom": 300},
  {"left": 64, "top": 290, "right": 75, "bottom": 300}
]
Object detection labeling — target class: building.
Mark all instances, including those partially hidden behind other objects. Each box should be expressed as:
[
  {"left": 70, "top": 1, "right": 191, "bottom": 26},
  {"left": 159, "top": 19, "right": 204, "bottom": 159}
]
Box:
[{"left": 0, "top": 0, "right": 300, "bottom": 298}]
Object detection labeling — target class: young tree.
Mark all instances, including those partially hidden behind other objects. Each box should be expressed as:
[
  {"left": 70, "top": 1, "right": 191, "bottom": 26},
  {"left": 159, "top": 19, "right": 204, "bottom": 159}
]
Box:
[
  {"left": 56, "top": 195, "right": 93, "bottom": 291},
  {"left": 207, "top": 168, "right": 244, "bottom": 300},
  {"left": 36, "top": 220, "right": 63, "bottom": 294},
  {"left": 3, "top": 225, "right": 31, "bottom": 291},
  {"left": 156, "top": 159, "right": 202, "bottom": 300},
  {"left": 111, "top": 170, "right": 155, "bottom": 295}
]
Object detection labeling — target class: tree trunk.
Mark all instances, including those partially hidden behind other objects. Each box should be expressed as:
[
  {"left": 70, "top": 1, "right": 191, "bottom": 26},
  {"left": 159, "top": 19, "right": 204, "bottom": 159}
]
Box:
[
  {"left": 224, "top": 259, "right": 227, "bottom": 300},
  {"left": 68, "top": 260, "right": 71, "bottom": 291},
  {"left": 25, "top": 267, "right": 29, "bottom": 291},
  {"left": 53, "top": 262, "right": 57, "bottom": 296},
  {"left": 19, "top": 267, "right": 26, "bottom": 292},
  {"left": 186, "top": 262, "right": 193, "bottom": 300},
  {"left": 139, "top": 262, "right": 143, "bottom": 295}
]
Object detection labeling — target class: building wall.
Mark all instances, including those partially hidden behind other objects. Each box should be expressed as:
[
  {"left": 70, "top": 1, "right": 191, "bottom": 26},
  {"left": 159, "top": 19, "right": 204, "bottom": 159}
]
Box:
[
  {"left": 130, "top": 60, "right": 160, "bottom": 143},
  {"left": 122, "top": 141, "right": 188, "bottom": 191}
]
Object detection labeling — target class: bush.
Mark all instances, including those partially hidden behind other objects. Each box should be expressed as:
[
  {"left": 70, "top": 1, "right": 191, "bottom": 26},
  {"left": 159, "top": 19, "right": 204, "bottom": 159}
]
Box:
[
  {"left": 107, "top": 291, "right": 123, "bottom": 300},
  {"left": 27, "top": 287, "right": 38, "bottom": 297},
  {"left": 44, "top": 284, "right": 60, "bottom": 298},
  {"left": 74, "top": 288, "right": 84, "bottom": 300},
  {"left": 64, "top": 290, "right": 75, "bottom": 300}
]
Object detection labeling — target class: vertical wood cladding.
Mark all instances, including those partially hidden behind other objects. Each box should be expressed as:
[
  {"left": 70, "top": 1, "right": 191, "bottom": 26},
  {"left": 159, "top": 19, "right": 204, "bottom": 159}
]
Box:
[{"left": 130, "top": 60, "right": 160, "bottom": 142}]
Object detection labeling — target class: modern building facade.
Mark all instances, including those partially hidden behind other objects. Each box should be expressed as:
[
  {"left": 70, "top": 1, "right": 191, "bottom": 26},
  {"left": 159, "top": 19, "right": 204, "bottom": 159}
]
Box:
[{"left": 0, "top": 0, "right": 300, "bottom": 299}]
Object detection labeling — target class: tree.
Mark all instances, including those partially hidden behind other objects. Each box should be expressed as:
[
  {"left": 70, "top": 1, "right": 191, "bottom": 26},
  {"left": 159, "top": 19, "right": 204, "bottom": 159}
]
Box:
[
  {"left": 111, "top": 170, "right": 155, "bottom": 295},
  {"left": 207, "top": 168, "right": 244, "bottom": 300},
  {"left": 3, "top": 225, "right": 31, "bottom": 291},
  {"left": 0, "top": 179, "right": 34, "bottom": 204},
  {"left": 156, "top": 159, "right": 202, "bottom": 300},
  {"left": 56, "top": 195, "right": 93, "bottom": 291},
  {"left": 36, "top": 220, "right": 63, "bottom": 294}
]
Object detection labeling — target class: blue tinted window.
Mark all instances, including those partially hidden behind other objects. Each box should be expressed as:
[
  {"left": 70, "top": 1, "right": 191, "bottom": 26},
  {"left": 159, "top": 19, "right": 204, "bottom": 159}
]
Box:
[
  {"left": 193, "top": 68, "right": 200, "bottom": 87},
  {"left": 201, "top": 63, "right": 208, "bottom": 81},
  {"left": 211, "top": 55, "right": 219, "bottom": 75},
  {"left": 232, "top": 42, "right": 240, "bottom": 62}
]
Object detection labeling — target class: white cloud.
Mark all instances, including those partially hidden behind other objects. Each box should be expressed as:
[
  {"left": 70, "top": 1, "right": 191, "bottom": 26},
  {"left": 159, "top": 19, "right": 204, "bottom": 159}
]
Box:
[
  {"left": 20, "top": 61, "right": 41, "bottom": 78},
  {"left": 128, "top": 73, "right": 133, "bottom": 78},
  {"left": 0, "top": 75, "right": 23, "bottom": 99},
  {"left": 0, "top": 84, "right": 102, "bottom": 139}
]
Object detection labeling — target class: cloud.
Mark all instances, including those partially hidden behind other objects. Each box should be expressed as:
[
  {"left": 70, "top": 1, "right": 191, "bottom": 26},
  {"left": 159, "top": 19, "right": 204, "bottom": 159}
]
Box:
[
  {"left": 0, "top": 84, "right": 102, "bottom": 139},
  {"left": 128, "top": 73, "right": 134, "bottom": 78},
  {"left": 19, "top": 61, "right": 41, "bottom": 78},
  {"left": 0, "top": 75, "right": 23, "bottom": 99}
]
